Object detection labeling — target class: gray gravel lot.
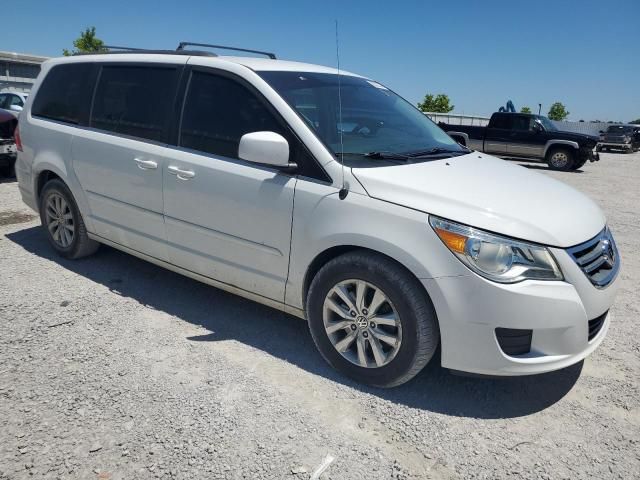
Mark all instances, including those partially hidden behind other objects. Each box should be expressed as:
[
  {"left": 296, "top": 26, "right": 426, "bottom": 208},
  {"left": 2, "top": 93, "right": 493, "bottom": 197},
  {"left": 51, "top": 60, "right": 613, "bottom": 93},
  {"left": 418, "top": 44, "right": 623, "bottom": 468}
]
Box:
[{"left": 1, "top": 152, "right": 639, "bottom": 480}]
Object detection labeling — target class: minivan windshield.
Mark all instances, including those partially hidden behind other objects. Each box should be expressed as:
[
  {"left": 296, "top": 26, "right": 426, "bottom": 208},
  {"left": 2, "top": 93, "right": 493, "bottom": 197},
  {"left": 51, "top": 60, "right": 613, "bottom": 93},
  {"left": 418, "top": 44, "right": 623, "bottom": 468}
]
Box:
[{"left": 258, "top": 71, "right": 466, "bottom": 164}]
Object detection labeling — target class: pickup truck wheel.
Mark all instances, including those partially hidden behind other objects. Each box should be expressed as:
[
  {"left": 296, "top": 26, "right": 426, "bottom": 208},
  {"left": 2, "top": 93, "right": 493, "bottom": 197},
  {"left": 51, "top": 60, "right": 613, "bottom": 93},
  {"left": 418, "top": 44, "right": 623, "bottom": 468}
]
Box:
[
  {"left": 306, "top": 251, "right": 439, "bottom": 388},
  {"left": 39, "top": 179, "right": 100, "bottom": 259},
  {"left": 546, "top": 148, "right": 575, "bottom": 171},
  {"left": 571, "top": 159, "right": 587, "bottom": 171}
]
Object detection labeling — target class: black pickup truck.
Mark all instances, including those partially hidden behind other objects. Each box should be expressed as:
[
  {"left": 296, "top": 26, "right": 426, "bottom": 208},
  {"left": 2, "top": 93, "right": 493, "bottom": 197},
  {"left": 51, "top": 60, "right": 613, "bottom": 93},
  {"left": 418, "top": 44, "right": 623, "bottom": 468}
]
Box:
[{"left": 440, "top": 112, "right": 599, "bottom": 171}]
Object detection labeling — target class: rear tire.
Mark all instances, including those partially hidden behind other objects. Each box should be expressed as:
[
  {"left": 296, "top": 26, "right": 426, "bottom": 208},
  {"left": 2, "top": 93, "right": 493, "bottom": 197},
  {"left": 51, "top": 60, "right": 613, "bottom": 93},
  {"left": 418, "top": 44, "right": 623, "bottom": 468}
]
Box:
[
  {"left": 306, "top": 251, "right": 439, "bottom": 388},
  {"left": 546, "top": 147, "right": 575, "bottom": 171},
  {"left": 0, "top": 162, "right": 15, "bottom": 178},
  {"left": 39, "top": 179, "right": 99, "bottom": 259}
]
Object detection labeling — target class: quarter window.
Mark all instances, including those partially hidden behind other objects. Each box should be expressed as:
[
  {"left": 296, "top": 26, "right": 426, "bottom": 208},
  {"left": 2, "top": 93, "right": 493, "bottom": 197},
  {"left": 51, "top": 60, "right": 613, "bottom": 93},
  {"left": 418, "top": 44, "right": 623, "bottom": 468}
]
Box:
[
  {"left": 90, "top": 65, "right": 178, "bottom": 142},
  {"left": 31, "top": 63, "right": 95, "bottom": 124},
  {"left": 180, "top": 71, "right": 284, "bottom": 158}
]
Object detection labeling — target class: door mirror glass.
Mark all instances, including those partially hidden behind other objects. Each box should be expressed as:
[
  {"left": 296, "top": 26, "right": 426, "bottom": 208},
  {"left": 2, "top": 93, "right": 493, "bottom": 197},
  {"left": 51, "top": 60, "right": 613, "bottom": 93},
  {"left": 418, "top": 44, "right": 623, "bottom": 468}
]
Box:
[
  {"left": 239, "top": 131, "right": 291, "bottom": 168},
  {"left": 532, "top": 121, "right": 543, "bottom": 133}
]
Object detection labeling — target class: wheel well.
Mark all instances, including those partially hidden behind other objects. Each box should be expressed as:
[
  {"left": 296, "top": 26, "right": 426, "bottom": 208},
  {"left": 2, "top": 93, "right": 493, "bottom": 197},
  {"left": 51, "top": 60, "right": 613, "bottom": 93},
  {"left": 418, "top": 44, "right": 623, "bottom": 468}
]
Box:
[
  {"left": 302, "top": 245, "right": 428, "bottom": 309},
  {"left": 36, "top": 170, "right": 62, "bottom": 201}
]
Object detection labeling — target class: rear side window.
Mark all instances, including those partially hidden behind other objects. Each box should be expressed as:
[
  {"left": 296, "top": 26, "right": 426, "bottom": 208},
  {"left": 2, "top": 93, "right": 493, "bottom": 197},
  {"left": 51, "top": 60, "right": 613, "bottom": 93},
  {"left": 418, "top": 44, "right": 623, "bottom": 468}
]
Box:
[
  {"left": 180, "top": 71, "right": 284, "bottom": 158},
  {"left": 90, "top": 65, "right": 178, "bottom": 142},
  {"left": 32, "top": 63, "right": 95, "bottom": 124},
  {"left": 490, "top": 114, "right": 512, "bottom": 129}
]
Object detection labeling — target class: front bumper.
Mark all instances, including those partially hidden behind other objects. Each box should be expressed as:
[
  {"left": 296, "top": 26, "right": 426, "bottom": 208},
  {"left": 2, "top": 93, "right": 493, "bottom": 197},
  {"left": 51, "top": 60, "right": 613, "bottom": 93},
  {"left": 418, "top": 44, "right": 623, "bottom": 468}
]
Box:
[
  {"left": 424, "top": 247, "right": 620, "bottom": 376},
  {"left": 597, "top": 142, "right": 632, "bottom": 150}
]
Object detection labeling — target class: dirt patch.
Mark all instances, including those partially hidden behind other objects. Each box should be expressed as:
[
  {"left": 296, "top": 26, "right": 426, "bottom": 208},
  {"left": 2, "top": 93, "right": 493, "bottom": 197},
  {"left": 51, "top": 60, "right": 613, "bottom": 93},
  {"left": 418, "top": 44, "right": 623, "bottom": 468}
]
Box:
[{"left": 0, "top": 210, "right": 37, "bottom": 226}]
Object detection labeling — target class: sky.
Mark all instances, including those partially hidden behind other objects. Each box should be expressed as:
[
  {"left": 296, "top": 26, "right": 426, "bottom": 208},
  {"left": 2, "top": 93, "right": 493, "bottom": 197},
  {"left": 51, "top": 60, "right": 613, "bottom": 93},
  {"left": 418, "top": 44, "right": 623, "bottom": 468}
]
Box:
[{"left": 3, "top": 0, "right": 639, "bottom": 122}]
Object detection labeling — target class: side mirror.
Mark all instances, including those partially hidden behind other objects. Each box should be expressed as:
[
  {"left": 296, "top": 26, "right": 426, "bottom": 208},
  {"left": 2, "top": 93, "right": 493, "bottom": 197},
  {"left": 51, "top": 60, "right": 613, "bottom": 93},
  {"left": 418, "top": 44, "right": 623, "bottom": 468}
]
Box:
[
  {"left": 532, "top": 121, "right": 543, "bottom": 133},
  {"left": 238, "top": 131, "right": 295, "bottom": 171},
  {"left": 9, "top": 104, "right": 23, "bottom": 112},
  {"left": 599, "top": 130, "right": 604, "bottom": 134}
]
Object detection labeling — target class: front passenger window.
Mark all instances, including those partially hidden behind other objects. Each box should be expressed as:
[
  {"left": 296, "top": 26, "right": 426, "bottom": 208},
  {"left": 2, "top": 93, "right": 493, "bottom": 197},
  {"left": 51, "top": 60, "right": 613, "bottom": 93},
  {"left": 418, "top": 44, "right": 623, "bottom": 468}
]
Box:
[{"left": 180, "top": 71, "right": 284, "bottom": 158}]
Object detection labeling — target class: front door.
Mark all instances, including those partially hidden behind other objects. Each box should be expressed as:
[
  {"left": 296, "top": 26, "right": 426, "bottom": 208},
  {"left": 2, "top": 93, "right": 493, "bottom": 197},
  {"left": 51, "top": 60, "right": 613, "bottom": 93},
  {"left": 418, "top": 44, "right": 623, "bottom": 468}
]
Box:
[
  {"left": 72, "top": 62, "right": 183, "bottom": 260},
  {"left": 506, "top": 115, "right": 545, "bottom": 157},
  {"left": 162, "top": 69, "right": 296, "bottom": 302}
]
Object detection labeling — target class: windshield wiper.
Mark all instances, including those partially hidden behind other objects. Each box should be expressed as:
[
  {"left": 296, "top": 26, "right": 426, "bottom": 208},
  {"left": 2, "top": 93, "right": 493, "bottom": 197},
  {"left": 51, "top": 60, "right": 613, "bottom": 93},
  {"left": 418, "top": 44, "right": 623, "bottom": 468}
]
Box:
[
  {"left": 405, "top": 147, "right": 470, "bottom": 158},
  {"left": 363, "top": 151, "right": 410, "bottom": 161}
]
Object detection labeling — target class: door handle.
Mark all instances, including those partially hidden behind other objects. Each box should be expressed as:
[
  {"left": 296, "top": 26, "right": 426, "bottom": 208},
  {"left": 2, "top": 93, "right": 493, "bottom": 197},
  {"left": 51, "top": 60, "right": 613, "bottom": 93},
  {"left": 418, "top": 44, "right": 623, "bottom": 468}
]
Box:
[
  {"left": 134, "top": 158, "right": 158, "bottom": 170},
  {"left": 167, "top": 165, "right": 195, "bottom": 180}
]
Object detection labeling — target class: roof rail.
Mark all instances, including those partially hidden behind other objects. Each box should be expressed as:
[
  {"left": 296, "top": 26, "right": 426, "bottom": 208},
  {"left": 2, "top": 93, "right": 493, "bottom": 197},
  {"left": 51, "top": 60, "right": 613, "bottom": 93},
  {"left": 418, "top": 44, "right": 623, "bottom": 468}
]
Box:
[
  {"left": 177, "top": 42, "right": 276, "bottom": 59},
  {"left": 73, "top": 46, "right": 217, "bottom": 57}
]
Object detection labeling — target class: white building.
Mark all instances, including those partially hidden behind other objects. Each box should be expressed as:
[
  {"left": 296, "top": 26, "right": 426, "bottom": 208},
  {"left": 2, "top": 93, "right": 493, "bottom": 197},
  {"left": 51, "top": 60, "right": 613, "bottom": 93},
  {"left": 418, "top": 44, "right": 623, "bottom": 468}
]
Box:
[{"left": 0, "top": 51, "right": 49, "bottom": 93}]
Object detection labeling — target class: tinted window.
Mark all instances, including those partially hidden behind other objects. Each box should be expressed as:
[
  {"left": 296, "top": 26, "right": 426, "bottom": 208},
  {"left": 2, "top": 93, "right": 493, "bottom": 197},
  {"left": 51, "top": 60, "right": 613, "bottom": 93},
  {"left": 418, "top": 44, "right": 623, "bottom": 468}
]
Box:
[
  {"left": 512, "top": 115, "right": 533, "bottom": 131},
  {"left": 32, "top": 63, "right": 95, "bottom": 124},
  {"left": 91, "top": 65, "right": 178, "bottom": 142},
  {"left": 0, "top": 94, "right": 7, "bottom": 109},
  {"left": 180, "top": 71, "right": 284, "bottom": 158},
  {"left": 490, "top": 114, "right": 512, "bottom": 129}
]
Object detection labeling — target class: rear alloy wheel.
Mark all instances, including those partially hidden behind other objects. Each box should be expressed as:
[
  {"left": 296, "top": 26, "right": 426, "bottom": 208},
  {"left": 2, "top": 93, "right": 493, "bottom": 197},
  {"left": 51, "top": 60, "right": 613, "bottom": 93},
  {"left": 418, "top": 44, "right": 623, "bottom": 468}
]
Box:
[
  {"left": 39, "top": 179, "right": 99, "bottom": 259},
  {"left": 307, "top": 251, "right": 439, "bottom": 387},
  {"left": 546, "top": 148, "right": 575, "bottom": 171}
]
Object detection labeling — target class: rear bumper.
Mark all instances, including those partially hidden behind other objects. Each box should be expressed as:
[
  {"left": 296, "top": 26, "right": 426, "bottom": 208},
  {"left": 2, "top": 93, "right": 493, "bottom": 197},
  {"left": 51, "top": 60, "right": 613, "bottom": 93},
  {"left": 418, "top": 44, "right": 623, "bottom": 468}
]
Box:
[{"left": 423, "top": 247, "right": 620, "bottom": 376}]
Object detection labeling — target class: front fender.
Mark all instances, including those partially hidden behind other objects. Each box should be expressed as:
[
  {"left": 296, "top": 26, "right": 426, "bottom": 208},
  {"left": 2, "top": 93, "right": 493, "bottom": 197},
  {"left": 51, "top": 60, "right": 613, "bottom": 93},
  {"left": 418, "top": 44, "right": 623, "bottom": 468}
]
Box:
[
  {"left": 543, "top": 139, "right": 579, "bottom": 157},
  {"left": 285, "top": 181, "right": 469, "bottom": 310}
]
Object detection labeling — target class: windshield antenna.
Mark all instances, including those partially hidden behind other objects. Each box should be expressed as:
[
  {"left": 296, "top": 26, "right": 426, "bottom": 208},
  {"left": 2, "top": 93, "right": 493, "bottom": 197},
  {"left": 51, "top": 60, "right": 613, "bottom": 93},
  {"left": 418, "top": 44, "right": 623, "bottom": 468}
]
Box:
[{"left": 335, "top": 20, "right": 348, "bottom": 200}]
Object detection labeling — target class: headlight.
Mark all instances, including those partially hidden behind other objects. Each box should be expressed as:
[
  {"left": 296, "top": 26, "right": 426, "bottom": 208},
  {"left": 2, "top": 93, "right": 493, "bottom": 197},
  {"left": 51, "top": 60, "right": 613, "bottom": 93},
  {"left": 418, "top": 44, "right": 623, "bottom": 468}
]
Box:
[{"left": 430, "top": 216, "right": 563, "bottom": 283}]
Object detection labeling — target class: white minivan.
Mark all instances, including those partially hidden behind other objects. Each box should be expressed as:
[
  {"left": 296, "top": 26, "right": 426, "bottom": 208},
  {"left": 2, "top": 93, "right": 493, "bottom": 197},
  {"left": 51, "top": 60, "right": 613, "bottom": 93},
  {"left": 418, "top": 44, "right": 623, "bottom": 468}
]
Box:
[{"left": 15, "top": 45, "right": 620, "bottom": 387}]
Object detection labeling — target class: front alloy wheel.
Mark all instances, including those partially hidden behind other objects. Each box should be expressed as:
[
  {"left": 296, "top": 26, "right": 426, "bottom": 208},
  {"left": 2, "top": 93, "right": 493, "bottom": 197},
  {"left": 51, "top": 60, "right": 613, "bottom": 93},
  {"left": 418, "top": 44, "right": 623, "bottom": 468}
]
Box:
[
  {"left": 306, "top": 251, "right": 439, "bottom": 387},
  {"left": 323, "top": 279, "right": 402, "bottom": 368}
]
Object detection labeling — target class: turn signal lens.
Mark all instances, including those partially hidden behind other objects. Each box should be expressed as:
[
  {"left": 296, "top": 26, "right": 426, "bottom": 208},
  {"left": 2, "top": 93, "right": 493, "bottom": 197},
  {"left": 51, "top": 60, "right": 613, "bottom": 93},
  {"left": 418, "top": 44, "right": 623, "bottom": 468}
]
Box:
[{"left": 433, "top": 227, "right": 467, "bottom": 254}]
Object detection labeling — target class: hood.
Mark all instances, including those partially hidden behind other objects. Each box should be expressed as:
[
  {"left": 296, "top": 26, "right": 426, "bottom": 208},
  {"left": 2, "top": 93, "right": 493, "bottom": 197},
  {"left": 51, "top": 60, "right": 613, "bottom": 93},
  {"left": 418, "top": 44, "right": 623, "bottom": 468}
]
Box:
[
  {"left": 352, "top": 153, "right": 605, "bottom": 248},
  {"left": 554, "top": 130, "right": 599, "bottom": 144}
]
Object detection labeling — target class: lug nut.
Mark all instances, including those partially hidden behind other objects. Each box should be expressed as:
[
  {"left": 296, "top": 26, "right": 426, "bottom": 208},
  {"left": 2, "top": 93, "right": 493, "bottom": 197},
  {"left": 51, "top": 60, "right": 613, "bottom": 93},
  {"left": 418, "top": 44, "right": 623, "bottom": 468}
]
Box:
[
  {"left": 363, "top": 332, "right": 368, "bottom": 338},
  {"left": 370, "top": 322, "right": 376, "bottom": 328},
  {"left": 350, "top": 310, "right": 356, "bottom": 317},
  {"left": 350, "top": 324, "right": 357, "bottom": 331},
  {"left": 362, "top": 308, "right": 368, "bottom": 315}
]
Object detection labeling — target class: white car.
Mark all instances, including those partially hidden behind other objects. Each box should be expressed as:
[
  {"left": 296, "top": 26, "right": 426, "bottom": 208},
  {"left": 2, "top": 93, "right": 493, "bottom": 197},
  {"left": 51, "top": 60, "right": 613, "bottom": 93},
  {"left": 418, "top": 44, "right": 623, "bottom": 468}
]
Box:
[
  {"left": 14, "top": 45, "right": 620, "bottom": 387},
  {"left": 0, "top": 90, "right": 28, "bottom": 116}
]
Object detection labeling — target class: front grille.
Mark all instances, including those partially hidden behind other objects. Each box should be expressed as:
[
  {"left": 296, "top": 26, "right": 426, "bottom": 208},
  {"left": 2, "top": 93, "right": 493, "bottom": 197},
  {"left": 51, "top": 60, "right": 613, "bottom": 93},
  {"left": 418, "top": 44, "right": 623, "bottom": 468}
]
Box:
[
  {"left": 495, "top": 328, "right": 532, "bottom": 356},
  {"left": 567, "top": 228, "right": 619, "bottom": 288},
  {"left": 588, "top": 311, "right": 607, "bottom": 341}
]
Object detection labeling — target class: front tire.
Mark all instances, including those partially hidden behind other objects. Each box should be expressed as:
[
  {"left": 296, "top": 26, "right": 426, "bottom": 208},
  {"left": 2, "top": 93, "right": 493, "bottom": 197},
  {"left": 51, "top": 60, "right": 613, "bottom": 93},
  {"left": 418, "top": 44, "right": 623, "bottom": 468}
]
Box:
[
  {"left": 39, "top": 179, "right": 99, "bottom": 259},
  {"left": 306, "top": 251, "right": 439, "bottom": 388},
  {"left": 546, "top": 147, "right": 575, "bottom": 171}
]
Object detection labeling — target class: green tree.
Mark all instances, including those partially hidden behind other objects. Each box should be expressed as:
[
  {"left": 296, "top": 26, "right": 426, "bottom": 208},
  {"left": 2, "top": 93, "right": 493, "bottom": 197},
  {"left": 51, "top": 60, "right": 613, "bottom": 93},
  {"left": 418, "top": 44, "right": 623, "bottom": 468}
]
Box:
[
  {"left": 63, "top": 27, "right": 106, "bottom": 56},
  {"left": 547, "top": 102, "right": 570, "bottom": 121},
  {"left": 520, "top": 106, "right": 532, "bottom": 114},
  {"left": 630, "top": 118, "right": 640, "bottom": 124},
  {"left": 417, "top": 93, "right": 454, "bottom": 113}
]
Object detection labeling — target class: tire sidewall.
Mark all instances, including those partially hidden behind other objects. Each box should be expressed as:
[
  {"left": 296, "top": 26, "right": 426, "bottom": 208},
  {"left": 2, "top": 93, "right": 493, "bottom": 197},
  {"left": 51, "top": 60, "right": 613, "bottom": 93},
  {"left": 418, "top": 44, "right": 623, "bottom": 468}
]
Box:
[
  {"left": 307, "top": 256, "right": 436, "bottom": 387},
  {"left": 547, "top": 148, "right": 575, "bottom": 171},
  {"left": 39, "top": 180, "right": 82, "bottom": 258}
]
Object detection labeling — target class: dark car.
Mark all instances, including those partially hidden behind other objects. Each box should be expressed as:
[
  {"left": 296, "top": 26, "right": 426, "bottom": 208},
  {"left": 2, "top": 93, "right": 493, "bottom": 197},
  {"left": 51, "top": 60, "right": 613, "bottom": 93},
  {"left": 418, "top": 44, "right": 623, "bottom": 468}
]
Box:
[
  {"left": 597, "top": 125, "right": 640, "bottom": 153},
  {"left": 440, "top": 112, "right": 599, "bottom": 171},
  {"left": 0, "top": 109, "right": 18, "bottom": 177}
]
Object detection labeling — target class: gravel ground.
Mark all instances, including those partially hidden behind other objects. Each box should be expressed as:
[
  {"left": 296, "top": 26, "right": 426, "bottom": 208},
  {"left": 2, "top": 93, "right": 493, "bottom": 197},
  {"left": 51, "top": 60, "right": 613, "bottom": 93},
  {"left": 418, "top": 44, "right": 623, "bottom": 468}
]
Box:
[{"left": 1, "top": 152, "right": 639, "bottom": 480}]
